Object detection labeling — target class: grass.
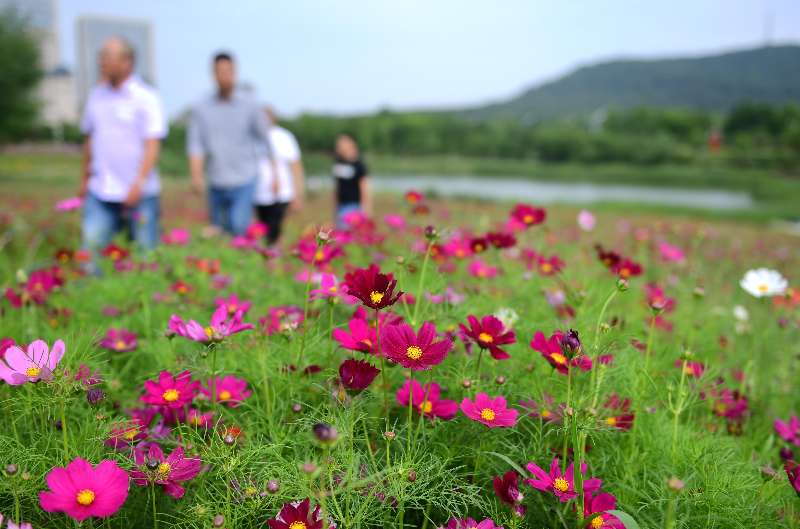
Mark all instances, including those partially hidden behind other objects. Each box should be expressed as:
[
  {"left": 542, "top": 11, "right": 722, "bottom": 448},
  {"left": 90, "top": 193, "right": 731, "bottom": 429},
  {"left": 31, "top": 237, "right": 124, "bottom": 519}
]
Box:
[{"left": 0, "top": 151, "right": 799, "bottom": 528}]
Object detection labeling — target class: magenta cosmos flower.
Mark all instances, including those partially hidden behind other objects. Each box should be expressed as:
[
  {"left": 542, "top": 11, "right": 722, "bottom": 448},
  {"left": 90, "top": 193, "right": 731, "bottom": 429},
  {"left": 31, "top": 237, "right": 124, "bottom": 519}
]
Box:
[
  {"left": 267, "top": 498, "right": 335, "bottom": 529},
  {"left": 39, "top": 458, "right": 129, "bottom": 522},
  {"left": 140, "top": 370, "right": 200, "bottom": 409},
  {"left": 510, "top": 203, "right": 546, "bottom": 228},
  {"left": 131, "top": 444, "right": 202, "bottom": 499},
  {"left": 382, "top": 321, "right": 452, "bottom": 370},
  {"left": 168, "top": 305, "right": 254, "bottom": 343},
  {"left": 461, "top": 393, "right": 518, "bottom": 428},
  {"left": 525, "top": 458, "right": 600, "bottom": 502},
  {"left": 214, "top": 293, "right": 253, "bottom": 315},
  {"left": 99, "top": 328, "right": 137, "bottom": 353},
  {"left": 467, "top": 259, "right": 499, "bottom": 279},
  {"left": 445, "top": 517, "right": 504, "bottom": 529},
  {"left": 332, "top": 316, "right": 379, "bottom": 355},
  {"left": 309, "top": 273, "right": 356, "bottom": 303},
  {"left": 343, "top": 264, "right": 403, "bottom": 311},
  {"left": 460, "top": 315, "right": 516, "bottom": 360},
  {"left": 201, "top": 375, "right": 251, "bottom": 407},
  {"left": 0, "top": 339, "right": 64, "bottom": 385},
  {"left": 776, "top": 415, "right": 800, "bottom": 446},
  {"left": 339, "top": 359, "right": 380, "bottom": 391},
  {"left": 584, "top": 490, "right": 625, "bottom": 528},
  {"left": 530, "top": 330, "right": 591, "bottom": 375},
  {"left": 493, "top": 470, "right": 525, "bottom": 516},
  {"left": 396, "top": 378, "right": 458, "bottom": 420}
]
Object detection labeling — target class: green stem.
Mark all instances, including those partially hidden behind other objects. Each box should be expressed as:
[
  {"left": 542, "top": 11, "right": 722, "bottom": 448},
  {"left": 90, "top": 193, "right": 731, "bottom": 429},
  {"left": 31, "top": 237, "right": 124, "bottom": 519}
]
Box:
[
  {"left": 60, "top": 399, "right": 69, "bottom": 462},
  {"left": 411, "top": 241, "right": 434, "bottom": 326},
  {"left": 671, "top": 359, "right": 689, "bottom": 462},
  {"left": 210, "top": 344, "right": 218, "bottom": 405},
  {"left": 474, "top": 349, "right": 485, "bottom": 387},
  {"left": 562, "top": 369, "right": 572, "bottom": 472},
  {"left": 376, "top": 309, "right": 389, "bottom": 415},
  {"left": 150, "top": 483, "right": 159, "bottom": 529},
  {"left": 406, "top": 373, "right": 414, "bottom": 454},
  {"left": 297, "top": 255, "right": 318, "bottom": 366}
]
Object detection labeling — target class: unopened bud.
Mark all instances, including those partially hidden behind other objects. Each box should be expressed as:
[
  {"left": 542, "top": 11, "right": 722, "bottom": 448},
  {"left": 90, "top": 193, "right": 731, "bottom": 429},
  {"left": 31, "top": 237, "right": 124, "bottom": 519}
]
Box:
[
  {"left": 223, "top": 433, "right": 236, "bottom": 446},
  {"left": 5, "top": 464, "right": 18, "bottom": 476},
  {"left": 383, "top": 431, "right": 396, "bottom": 441},
  {"left": 616, "top": 278, "right": 629, "bottom": 291},
  {"left": 407, "top": 469, "right": 417, "bottom": 482},
  {"left": 212, "top": 514, "right": 225, "bottom": 528},
  {"left": 667, "top": 476, "right": 685, "bottom": 491},
  {"left": 312, "top": 423, "right": 339, "bottom": 445},
  {"left": 495, "top": 375, "right": 506, "bottom": 385},
  {"left": 86, "top": 388, "right": 105, "bottom": 406},
  {"left": 267, "top": 479, "right": 280, "bottom": 493}
]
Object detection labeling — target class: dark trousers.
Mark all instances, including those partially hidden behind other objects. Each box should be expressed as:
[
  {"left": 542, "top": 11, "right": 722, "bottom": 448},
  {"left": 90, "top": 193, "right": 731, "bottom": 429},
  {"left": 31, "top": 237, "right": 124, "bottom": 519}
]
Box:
[{"left": 255, "top": 202, "right": 289, "bottom": 244}]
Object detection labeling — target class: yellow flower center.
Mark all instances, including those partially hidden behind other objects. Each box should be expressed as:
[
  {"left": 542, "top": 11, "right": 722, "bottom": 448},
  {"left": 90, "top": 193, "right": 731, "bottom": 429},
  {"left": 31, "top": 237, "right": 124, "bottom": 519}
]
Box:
[
  {"left": 114, "top": 340, "right": 127, "bottom": 350},
  {"left": 219, "top": 390, "right": 232, "bottom": 401},
  {"left": 123, "top": 429, "right": 137, "bottom": 440},
  {"left": 553, "top": 477, "right": 569, "bottom": 492},
  {"left": 478, "top": 332, "right": 493, "bottom": 343},
  {"left": 480, "top": 408, "right": 496, "bottom": 421},
  {"left": 606, "top": 416, "right": 618, "bottom": 426},
  {"left": 550, "top": 352, "right": 567, "bottom": 365},
  {"left": 228, "top": 304, "right": 237, "bottom": 314},
  {"left": 314, "top": 249, "right": 325, "bottom": 262},
  {"left": 540, "top": 262, "right": 553, "bottom": 273},
  {"left": 419, "top": 400, "right": 433, "bottom": 414},
  {"left": 329, "top": 286, "right": 338, "bottom": 293},
  {"left": 76, "top": 489, "right": 95, "bottom": 506},
  {"left": 757, "top": 283, "right": 769, "bottom": 293},
  {"left": 406, "top": 346, "right": 423, "bottom": 360},
  {"left": 162, "top": 389, "right": 180, "bottom": 402},
  {"left": 289, "top": 522, "right": 307, "bottom": 529},
  {"left": 475, "top": 244, "right": 484, "bottom": 252},
  {"left": 523, "top": 214, "right": 534, "bottom": 224},
  {"left": 157, "top": 462, "right": 171, "bottom": 476},
  {"left": 205, "top": 327, "right": 214, "bottom": 338},
  {"left": 25, "top": 366, "right": 41, "bottom": 378},
  {"left": 591, "top": 515, "right": 604, "bottom": 528},
  {"left": 619, "top": 268, "right": 631, "bottom": 278},
  {"left": 369, "top": 291, "right": 384, "bottom": 304},
  {"left": 191, "top": 415, "right": 203, "bottom": 426},
  {"left": 244, "top": 485, "right": 258, "bottom": 497},
  {"left": 541, "top": 409, "right": 552, "bottom": 419}
]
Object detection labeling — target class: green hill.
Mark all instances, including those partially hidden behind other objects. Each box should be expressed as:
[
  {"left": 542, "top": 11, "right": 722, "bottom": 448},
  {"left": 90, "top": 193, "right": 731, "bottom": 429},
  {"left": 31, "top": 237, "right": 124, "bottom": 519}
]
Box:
[{"left": 462, "top": 45, "right": 800, "bottom": 123}]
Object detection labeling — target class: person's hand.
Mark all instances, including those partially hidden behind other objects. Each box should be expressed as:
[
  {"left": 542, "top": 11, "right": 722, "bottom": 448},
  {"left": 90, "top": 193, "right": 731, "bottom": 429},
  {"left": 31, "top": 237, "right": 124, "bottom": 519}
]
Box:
[
  {"left": 191, "top": 177, "right": 205, "bottom": 196},
  {"left": 289, "top": 196, "right": 304, "bottom": 213},
  {"left": 123, "top": 181, "right": 143, "bottom": 207}
]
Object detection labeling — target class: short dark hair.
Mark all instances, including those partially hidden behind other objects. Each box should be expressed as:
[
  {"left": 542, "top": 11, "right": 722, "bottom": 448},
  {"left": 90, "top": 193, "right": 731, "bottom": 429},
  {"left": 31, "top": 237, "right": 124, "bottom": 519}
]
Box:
[{"left": 213, "top": 51, "right": 234, "bottom": 64}]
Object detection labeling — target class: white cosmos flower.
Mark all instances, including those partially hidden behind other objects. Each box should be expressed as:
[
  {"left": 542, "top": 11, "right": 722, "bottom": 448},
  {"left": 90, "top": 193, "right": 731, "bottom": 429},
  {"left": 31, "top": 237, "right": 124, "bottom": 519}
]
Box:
[
  {"left": 739, "top": 268, "right": 788, "bottom": 298},
  {"left": 732, "top": 305, "right": 749, "bottom": 322},
  {"left": 494, "top": 307, "right": 519, "bottom": 331}
]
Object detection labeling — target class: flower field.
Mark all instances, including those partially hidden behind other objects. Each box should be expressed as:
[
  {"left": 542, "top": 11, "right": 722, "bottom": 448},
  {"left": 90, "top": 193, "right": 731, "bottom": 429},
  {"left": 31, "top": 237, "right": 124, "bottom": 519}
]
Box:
[{"left": 0, "top": 189, "right": 799, "bottom": 529}]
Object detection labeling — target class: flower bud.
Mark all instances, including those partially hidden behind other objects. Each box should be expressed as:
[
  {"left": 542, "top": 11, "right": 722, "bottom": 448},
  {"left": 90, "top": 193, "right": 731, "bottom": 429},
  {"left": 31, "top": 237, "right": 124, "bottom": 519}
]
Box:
[
  {"left": 291, "top": 403, "right": 303, "bottom": 413},
  {"left": 462, "top": 379, "right": 472, "bottom": 389},
  {"left": 424, "top": 225, "right": 439, "bottom": 241},
  {"left": 5, "top": 464, "right": 18, "bottom": 476},
  {"left": 213, "top": 514, "right": 225, "bottom": 528},
  {"left": 667, "top": 476, "right": 684, "bottom": 492},
  {"left": 267, "top": 479, "right": 280, "bottom": 493},
  {"left": 312, "top": 423, "right": 339, "bottom": 445},
  {"left": 692, "top": 286, "right": 705, "bottom": 298},
  {"left": 495, "top": 375, "right": 506, "bottom": 385},
  {"left": 383, "top": 430, "right": 396, "bottom": 441},
  {"left": 86, "top": 388, "right": 105, "bottom": 406},
  {"left": 301, "top": 461, "right": 318, "bottom": 474},
  {"left": 407, "top": 470, "right": 417, "bottom": 482},
  {"left": 223, "top": 433, "right": 236, "bottom": 446},
  {"left": 21, "top": 471, "right": 30, "bottom": 480},
  {"left": 616, "top": 278, "right": 629, "bottom": 291}
]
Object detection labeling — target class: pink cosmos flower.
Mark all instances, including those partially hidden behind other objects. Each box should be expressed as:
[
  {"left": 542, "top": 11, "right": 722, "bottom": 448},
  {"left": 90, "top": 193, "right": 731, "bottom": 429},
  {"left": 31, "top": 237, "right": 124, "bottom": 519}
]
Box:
[
  {"left": 675, "top": 360, "right": 705, "bottom": 378},
  {"left": 309, "top": 273, "right": 357, "bottom": 303},
  {"left": 468, "top": 259, "right": 498, "bottom": 279},
  {"left": 537, "top": 255, "right": 564, "bottom": 276},
  {"left": 140, "top": 370, "right": 200, "bottom": 409},
  {"left": 384, "top": 214, "right": 407, "bottom": 230},
  {"left": 296, "top": 238, "right": 344, "bottom": 268},
  {"left": 510, "top": 203, "right": 546, "bottom": 229},
  {"left": 186, "top": 408, "right": 215, "bottom": 429},
  {"left": 459, "top": 315, "right": 516, "bottom": 360},
  {"left": 445, "top": 517, "right": 503, "bottom": 529},
  {"left": 381, "top": 321, "right": 452, "bottom": 370},
  {"left": 131, "top": 444, "right": 202, "bottom": 499},
  {"left": 519, "top": 393, "right": 564, "bottom": 424},
  {"left": 332, "top": 317, "right": 379, "bottom": 355},
  {"left": 658, "top": 242, "right": 686, "bottom": 264},
  {"left": 55, "top": 196, "right": 83, "bottom": 212},
  {"left": 396, "top": 378, "right": 458, "bottom": 420},
  {"left": 39, "top": 458, "right": 129, "bottom": 522},
  {"left": 425, "top": 287, "right": 465, "bottom": 305},
  {"left": 201, "top": 375, "right": 251, "bottom": 407},
  {"left": 162, "top": 228, "right": 190, "bottom": 245},
  {"left": 577, "top": 210, "right": 596, "bottom": 231},
  {"left": 99, "top": 328, "right": 137, "bottom": 353},
  {"left": 105, "top": 421, "right": 147, "bottom": 451},
  {"left": 214, "top": 294, "right": 253, "bottom": 316},
  {"left": 259, "top": 305, "right": 304, "bottom": 335},
  {"left": 775, "top": 416, "right": 800, "bottom": 446},
  {"left": 168, "top": 305, "right": 254, "bottom": 343},
  {"left": 0, "top": 339, "right": 65, "bottom": 385},
  {"left": 493, "top": 471, "right": 526, "bottom": 516},
  {"left": 530, "top": 330, "right": 592, "bottom": 375},
  {"left": 0, "top": 337, "right": 17, "bottom": 358},
  {"left": 584, "top": 490, "right": 625, "bottom": 528},
  {"left": 525, "top": 458, "right": 599, "bottom": 502},
  {"left": 461, "top": 393, "right": 518, "bottom": 428}
]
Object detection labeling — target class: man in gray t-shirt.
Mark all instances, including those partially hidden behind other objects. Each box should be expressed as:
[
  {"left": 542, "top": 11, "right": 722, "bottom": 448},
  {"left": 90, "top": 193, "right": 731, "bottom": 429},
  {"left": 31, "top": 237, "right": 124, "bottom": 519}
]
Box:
[{"left": 187, "top": 51, "right": 276, "bottom": 236}]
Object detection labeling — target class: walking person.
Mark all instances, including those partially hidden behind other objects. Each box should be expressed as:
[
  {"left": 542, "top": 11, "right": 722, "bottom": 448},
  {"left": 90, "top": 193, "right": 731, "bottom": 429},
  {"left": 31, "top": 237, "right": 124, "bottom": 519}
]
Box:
[
  {"left": 332, "top": 133, "right": 371, "bottom": 228},
  {"left": 253, "top": 107, "right": 306, "bottom": 245},
  {"left": 78, "top": 37, "right": 167, "bottom": 269},
  {"left": 187, "top": 52, "right": 276, "bottom": 236}
]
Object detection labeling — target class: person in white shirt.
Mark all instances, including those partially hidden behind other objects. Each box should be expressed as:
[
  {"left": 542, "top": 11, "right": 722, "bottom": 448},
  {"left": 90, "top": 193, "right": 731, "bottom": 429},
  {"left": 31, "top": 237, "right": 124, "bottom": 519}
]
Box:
[
  {"left": 253, "top": 107, "right": 306, "bottom": 244},
  {"left": 79, "top": 37, "right": 167, "bottom": 257}
]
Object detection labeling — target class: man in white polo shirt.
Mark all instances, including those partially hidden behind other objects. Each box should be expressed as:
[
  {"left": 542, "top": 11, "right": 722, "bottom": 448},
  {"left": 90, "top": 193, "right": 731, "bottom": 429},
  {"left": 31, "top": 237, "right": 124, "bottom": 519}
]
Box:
[
  {"left": 254, "top": 107, "right": 306, "bottom": 245},
  {"left": 79, "top": 37, "right": 167, "bottom": 259}
]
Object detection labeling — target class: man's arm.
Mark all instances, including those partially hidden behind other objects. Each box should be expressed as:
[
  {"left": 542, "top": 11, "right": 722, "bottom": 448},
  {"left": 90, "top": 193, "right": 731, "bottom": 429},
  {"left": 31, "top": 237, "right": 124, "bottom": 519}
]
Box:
[
  {"left": 187, "top": 108, "right": 206, "bottom": 194},
  {"left": 79, "top": 135, "right": 92, "bottom": 197},
  {"left": 124, "top": 138, "right": 160, "bottom": 207},
  {"left": 289, "top": 159, "right": 306, "bottom": 211},
  {"left": 359, "top": 177, "right": 372, "bottom": 217},
  {"left": 189, "top": 154, "right": 205, "bottom": 194}
]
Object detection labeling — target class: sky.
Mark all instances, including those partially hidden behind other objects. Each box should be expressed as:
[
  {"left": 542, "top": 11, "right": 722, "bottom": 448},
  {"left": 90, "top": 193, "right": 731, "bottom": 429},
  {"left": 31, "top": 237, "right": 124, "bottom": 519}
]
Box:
[{"left": 56, "top": 0, "right": 800, "bottom": 119}]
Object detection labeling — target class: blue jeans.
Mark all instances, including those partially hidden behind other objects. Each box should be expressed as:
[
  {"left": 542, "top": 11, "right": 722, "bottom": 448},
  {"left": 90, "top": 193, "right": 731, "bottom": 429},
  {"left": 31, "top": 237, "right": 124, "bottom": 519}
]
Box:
[
  {"left": 336, "top": 202, "right": 362, "bottom": 229},
  {"left": 208, "top": 180, "right": 255, "bottom": 236},
  {"left": 82, "top": 192, "right": 160, "bottom": 252}
]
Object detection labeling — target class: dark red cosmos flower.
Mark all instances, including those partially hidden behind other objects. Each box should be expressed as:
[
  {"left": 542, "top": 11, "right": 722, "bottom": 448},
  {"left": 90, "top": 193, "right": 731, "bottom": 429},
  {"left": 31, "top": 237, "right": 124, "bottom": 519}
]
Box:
[
  {"left": 785, "top": 461, "right": 800, "bottom": 497},
  {"left": 487, "top": 231, "right": 517, "bottom": 249},
  {"left": 101, "top": 243, "right": 129, "bottom": 262},
  {"left": 537, "top": 255, "right": 564, "bottom": 276},
  {"left": 612, "top": 258, "right": 642, "bottom": 279},
  {"left": 343, "top": 264, "right": 403, "bottom": 311},
  {"left": 594, "top": 245, "right": 621, "bottom": 269},
  {"left": 267, "top": 498, "right": 333, "bottom": 529},
  {"left": 339, "top": 359, "right": 380, "bottom": 391},
  {"left": 493, "top": 470, "right": 526, "bottom": 516},
  {"left": 459, "top": 315, "right": 516, "bottom": 360},
  {"left": 470, "top": 237, "right": 489, "bottom": 254},
  {"left": 602, "top": 394, "right": 635, "bottom": 430},
  {"left": 510, "top": 204, "right": 546, "bottom": 227}
]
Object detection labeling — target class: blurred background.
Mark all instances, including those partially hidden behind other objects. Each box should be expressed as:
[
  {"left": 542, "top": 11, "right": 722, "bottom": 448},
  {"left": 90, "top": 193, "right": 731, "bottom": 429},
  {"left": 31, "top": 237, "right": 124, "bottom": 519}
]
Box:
[{"left": 1, "top": 0, "right": 800, "bottom": 222}]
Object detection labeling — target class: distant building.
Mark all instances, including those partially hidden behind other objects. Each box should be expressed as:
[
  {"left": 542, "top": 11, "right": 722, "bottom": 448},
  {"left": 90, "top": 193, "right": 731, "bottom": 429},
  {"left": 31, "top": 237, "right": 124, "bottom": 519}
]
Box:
[
  {"left": 76, "top": 15, "right": 155, "bottom": 107},
  {"left": 0, "top": 0, "right": 79, "bottom": 125}
]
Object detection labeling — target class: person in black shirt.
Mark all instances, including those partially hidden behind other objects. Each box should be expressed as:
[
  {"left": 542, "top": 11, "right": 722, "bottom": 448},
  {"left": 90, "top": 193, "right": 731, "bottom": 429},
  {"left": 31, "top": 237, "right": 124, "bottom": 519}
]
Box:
[{"left": 332, "top": 133, "right": 371, "bottom": 227}]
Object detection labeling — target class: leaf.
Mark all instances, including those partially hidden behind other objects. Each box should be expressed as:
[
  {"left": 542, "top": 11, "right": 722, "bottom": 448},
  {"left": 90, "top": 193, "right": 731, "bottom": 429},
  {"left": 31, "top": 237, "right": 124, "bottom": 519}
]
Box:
[
  {"left": 486, "top": 451, "right": 528, "bottom": 477},
  {"left": 606, "top": 510, "right": 641, "bottom": 529}
]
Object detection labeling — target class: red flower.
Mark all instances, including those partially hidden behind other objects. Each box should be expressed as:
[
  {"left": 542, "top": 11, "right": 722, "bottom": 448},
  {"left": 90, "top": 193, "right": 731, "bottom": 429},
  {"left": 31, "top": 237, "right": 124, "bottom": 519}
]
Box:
[
  {"left": 267, "top": 498, "right": 332, "bottom": 529},
  {"left": 459, "top": 315, "right": 516, "bottom": 360},
  {"left": 101, "top": 243, "right": 129, "bottom": 262},
  {"left": 537, "top": 255, "right": 564, "bottom": 276},
  {"left": 381, "top": 321, "right": 451, "bottom": 370},
  {"left": 493, "top": 470, "right": 525, "bottom": 515},
  {"left": 343, "top": 264, "right": 403, "bottom": 311},
  {"left": 487, "top": 231, "right": 516, "bottom": 249},
  {"left": 339, "top": 359, "right": 380, "bottom": 391},
  {"left": 510, "top": 203, "right": 546, "bottom": 228},
  {"left": 530, "top": 330, "right": 592, "bottom": 375},
  {"left": 601, "top": 394, "right": 635, "bottom": 430},
  {"left": 612, "top": 258, "right": 642, "bottom": 279}
]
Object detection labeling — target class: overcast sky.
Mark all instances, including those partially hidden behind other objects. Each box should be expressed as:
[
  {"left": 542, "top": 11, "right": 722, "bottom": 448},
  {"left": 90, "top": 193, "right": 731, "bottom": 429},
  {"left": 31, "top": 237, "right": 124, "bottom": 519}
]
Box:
[{"left": 57, "top": 0, "right": 800, "bottom": 118}]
